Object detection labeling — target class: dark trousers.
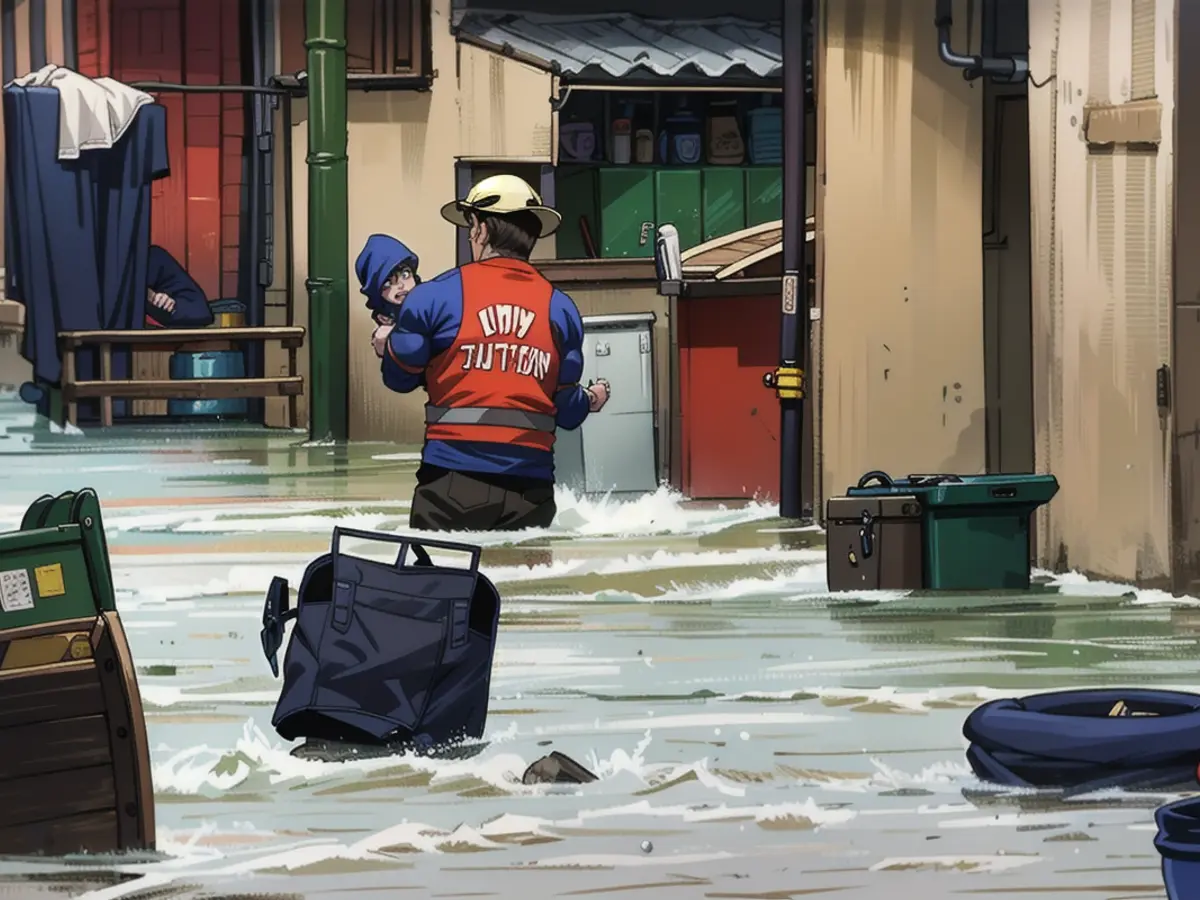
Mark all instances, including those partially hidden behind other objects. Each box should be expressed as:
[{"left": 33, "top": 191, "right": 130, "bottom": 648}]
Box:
[{"left": 409, "top": 465, "right": 556, "bottom": 532}]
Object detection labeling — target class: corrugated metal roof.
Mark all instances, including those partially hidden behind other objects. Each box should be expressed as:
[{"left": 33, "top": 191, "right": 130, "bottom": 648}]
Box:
[{"left": 454, "top": 12, "right": 785, "bottom": 80}]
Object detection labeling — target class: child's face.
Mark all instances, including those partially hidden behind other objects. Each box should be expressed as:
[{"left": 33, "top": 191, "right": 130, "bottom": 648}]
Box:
[{"left": 382, "top": 265, "right": 416, "bottom": 304}]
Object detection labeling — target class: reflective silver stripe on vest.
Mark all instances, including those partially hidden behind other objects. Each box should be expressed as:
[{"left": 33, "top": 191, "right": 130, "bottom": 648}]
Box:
[{"left": 425, "top": 405, "right": 556, "bottom": 433}]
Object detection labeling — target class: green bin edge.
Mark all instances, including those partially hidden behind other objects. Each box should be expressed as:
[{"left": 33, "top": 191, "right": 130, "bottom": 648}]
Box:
[{"left": 921, "top": 474, "right": 1059, "bottom": 509}]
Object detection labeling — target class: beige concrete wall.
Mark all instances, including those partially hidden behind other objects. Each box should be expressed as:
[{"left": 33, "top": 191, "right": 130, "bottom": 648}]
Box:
[
  {"left": 271, "top": 0, "right": 554, "bottom": 441},
  {"left": 819, "top": 0, "right": 985, "bottom": 500},
  {"left": 1027, "top": 0, "right": 1174, "bottom": 584}
]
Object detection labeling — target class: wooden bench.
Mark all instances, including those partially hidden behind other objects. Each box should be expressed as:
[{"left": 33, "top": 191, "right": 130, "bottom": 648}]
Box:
[{"left": 57, "top": 327, "right": 306, "bottom": 428}]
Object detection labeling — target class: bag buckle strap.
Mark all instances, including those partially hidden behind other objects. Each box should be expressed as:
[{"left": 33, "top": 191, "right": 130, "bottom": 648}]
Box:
[
  {"left": 451, "top": 599, "right": 470, "bottom": 649},
  {"left": 331, "top": 579, "right": 356, "bottom": 633}
]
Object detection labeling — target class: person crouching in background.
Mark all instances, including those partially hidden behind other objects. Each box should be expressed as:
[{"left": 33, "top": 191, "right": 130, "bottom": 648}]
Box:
[{"left": 145, "top": 245, "right": 213, "bottom": 328}]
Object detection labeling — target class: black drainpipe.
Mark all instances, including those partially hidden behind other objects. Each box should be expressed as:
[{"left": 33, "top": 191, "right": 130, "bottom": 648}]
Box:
[
  {"left": 28, "top": 0, "right": 46, "bottom": 71},
  {"left": 1, "top": 0, "right": 16, "bottom": 84},
  {"left": 935, "top": 0, "right": 1027, "bottom": 83},
  {"left": 62, "top": 0, "right": 78, "bottom": 69},
  {"left": 240, "top": 0, "right": 274, "bottom": 422}
]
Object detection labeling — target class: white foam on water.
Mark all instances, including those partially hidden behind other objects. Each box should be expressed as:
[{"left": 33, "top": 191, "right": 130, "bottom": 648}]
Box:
[
  {"left": 76, "top": 794, "right": 853, "bottom": 898},
  {"left": 548, "top": 485, "right": 776, "bottom": 537},
  {"left": 507, "top": 569, "right": 915, "bottom": 605},
  {"left": 1037, "top": 568, "right": 1200, "bottom": 605},
  {"left": 47, "top": 419, "right": 85, "bottom": 436},
  {"left": 112, "top": 545, "right": 824, "bottom": 608},
  {"left": 149, "top": 720, "right": 534, "bottom": 798},
  {"left": 91, "top": 485, "right": 775, "bottom": 542},
  {"left": 488, "top": 546, "right": 824, "bottom": 584},
  {"left": 106, "top": 502, "right": 412, "bottom": 535}
]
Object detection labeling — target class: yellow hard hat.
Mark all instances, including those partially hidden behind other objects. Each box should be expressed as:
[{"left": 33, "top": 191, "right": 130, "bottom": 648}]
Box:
[{"left": 440, "top": 173, "right": 562, "bottom": 238}]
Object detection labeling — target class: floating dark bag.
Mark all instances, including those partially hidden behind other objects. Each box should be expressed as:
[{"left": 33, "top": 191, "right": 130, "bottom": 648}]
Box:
[
  {"left": 964, "top": 688, "right": 1200, "bottom": 793},
  {"left": 260, "top": 527, "right": 501, "bottom": 749}
]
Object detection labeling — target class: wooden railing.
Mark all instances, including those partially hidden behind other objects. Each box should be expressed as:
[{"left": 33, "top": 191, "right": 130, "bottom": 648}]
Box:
[{"left": 57, "top": 327, "right": 306, "bottom": 427}]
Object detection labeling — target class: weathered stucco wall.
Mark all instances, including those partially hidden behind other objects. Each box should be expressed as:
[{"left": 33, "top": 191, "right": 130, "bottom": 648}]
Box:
[
  {"left": 819, "top": 0, "right": 985, "bottom": 502},
  {"left": 269, "top": 0, "right": 554, "bottom": 441},
  {"left": 1027, "top": 0, "right": 1173, "bottom": 584}
]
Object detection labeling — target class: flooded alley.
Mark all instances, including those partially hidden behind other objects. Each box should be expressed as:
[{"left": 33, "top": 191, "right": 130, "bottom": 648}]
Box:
[{"left": 0, "top": 395, "right": 1188, "bottom": 900}]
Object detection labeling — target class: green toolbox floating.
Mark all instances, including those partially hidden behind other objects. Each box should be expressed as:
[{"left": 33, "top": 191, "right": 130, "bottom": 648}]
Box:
[{"left": 829, "top": 471, "right": 1060, "bottom": 592}]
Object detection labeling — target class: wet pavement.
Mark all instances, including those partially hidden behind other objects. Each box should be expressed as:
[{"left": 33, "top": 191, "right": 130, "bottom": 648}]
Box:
[{"left": 0, "top": 395, "right": 1190, "bottom": 899}]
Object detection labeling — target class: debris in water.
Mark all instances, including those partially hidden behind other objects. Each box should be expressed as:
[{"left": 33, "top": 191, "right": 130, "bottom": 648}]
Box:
[
  {"left": 521, "top": 751, "right": 599, "bottom": 785},
  {"left": 640, "top": 840, "right": 654, "bottom": 854}
]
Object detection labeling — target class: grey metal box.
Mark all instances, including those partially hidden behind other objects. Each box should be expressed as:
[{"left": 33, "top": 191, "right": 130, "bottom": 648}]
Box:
[{"left": 554, "top": 312, "right": 658, "bottom": 496}]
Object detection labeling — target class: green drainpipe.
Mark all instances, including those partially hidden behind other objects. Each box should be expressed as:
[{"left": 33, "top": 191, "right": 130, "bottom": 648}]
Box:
[{"left": 305, "top": 0, "right": 349, "bottom": 441}]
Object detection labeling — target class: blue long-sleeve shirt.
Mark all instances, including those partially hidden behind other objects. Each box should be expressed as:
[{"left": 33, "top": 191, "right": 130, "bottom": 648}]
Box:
[
  {"left": 145, "top": 245, "right": 212, "bottom": 328},
  {"left": 381, "top": 264, "right": 591, "bottom": 481}
]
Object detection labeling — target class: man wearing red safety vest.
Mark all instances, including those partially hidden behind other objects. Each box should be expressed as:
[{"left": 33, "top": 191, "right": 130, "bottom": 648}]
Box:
[{"left": 371, "top": 174, "right": 611, "bottom": 531}]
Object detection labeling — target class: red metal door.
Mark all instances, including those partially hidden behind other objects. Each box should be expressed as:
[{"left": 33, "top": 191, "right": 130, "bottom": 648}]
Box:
[
  {"left": 679, "top": 295, "right": 781, "bottom": 501},
  {"left": 102, "top": 0, "right": 243, "bottom": 301},
  {"left": 110, "top": 0, "right": 188, "bottom": 272}
]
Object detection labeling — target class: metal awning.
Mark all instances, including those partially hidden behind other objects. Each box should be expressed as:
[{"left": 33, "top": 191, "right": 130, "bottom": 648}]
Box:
[{"left": 453, "top": 11, "right": 784, "bottom": 83}]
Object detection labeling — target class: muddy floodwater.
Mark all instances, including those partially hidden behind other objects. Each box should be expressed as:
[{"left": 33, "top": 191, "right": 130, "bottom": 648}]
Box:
[{"left": 0, "top": 396, "right": 1191, "bottom": 899}]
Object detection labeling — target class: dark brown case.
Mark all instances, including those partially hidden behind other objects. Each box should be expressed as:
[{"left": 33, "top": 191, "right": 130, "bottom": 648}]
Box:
[{"left": 825, "top": 494, "right": 924, "bottom": 591}]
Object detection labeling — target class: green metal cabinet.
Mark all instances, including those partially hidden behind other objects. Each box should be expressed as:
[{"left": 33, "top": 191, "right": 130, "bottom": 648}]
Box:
[
  {"left": 555, "top": 166, "right": 599, "bottom": 260},
  {"left": 598, "top": 168, "right": 656, "bottom": 258},
  {"left": 746, "top": 166, "right": 784, "bottom": 226},
  {"left": 701, "top": 167, "right": 747, "bottom": 242},
  {"left": 655, "top": 169, "right": 702, "bottom": 254}
]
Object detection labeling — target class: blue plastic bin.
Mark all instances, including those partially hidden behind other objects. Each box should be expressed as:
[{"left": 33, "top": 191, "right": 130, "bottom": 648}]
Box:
[{"left": 167, "top": 350, "right": 248, "bottom": 418}]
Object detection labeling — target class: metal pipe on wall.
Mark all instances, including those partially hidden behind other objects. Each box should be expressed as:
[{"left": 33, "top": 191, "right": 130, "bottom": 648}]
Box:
[
  {"left": 240, "top": 0, "right": 270, "bottom": 423},
  {"left": 61, "top": 0, "right": 76, "bottom": 69},
  {"left": 304, "top": 0, "right": 350, "bottom": 441},
  {"left": 1, "top": 0, "right": 16, "bottom": 84},
  {"left": 28, "top": 0, "right": 45, "bottom": 71},
  {"left": 765, "top": 0, "right": 810, "bottom": 520}
]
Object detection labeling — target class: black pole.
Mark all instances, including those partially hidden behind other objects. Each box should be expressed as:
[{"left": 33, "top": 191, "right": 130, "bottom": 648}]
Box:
[{"left": 769, "top": 0, "right": 810, "bottom": 520}]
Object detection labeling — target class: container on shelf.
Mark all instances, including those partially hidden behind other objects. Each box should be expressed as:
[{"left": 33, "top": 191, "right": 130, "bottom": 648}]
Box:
[
  {"left": 706, "top": 100, "right": 746, "bottom": 165},
  {"left": 611, "top": 105, "right": 632, "bottom": 164},
  {"left": 747, "top": 97, "right": 783, "bottom": 165},
  {"left": 560, "top": 120, "right": 598, "bottom": 162},
  {"left": 659, "top": 100, "right": 703, "bottom": 166},
  {"left": 210, "top": 298, "right": 246, "bottom": 328},
  {"left": 634, "top": 128, "right": 655, "bottom": 164}
]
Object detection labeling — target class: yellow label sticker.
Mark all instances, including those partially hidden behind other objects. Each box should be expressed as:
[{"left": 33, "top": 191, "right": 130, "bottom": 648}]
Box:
[{"left": 34, "top": 563, "right": 66, "bottom": 598}]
